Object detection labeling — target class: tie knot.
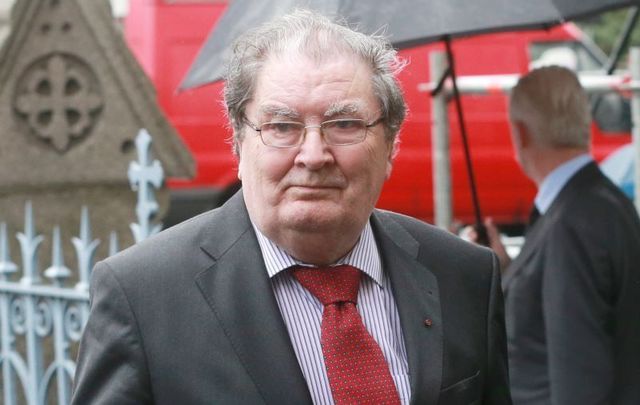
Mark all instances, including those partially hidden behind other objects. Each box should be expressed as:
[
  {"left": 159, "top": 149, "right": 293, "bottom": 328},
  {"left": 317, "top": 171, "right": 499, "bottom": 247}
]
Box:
[{"left": 292, "top": 265, "right": 361, "bottom": 306}]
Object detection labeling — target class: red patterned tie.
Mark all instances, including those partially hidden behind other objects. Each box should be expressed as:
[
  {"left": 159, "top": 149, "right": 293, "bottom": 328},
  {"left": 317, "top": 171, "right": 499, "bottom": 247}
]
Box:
[{"left": 292, "top": 265, "right": 401, "bottom": 405}]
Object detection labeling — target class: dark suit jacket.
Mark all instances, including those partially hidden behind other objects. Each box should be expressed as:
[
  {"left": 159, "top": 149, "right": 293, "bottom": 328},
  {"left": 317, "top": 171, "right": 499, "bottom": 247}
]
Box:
[
  {"left": 71, "top": 191, "right": 511, "bottom": 405},
  {"left": 503, "top": 162, "right": 640, "bottom": 405}
]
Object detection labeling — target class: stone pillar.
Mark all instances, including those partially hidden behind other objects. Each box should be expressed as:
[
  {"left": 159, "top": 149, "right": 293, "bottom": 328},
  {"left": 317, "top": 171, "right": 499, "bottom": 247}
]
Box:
[{"left": 0, "top": 0, "right": 194, "bottom": 271}]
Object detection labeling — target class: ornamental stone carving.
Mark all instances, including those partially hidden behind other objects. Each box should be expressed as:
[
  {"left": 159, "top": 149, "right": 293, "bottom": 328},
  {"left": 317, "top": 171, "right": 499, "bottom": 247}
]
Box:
[
  {"left": 14, "top": 52, "right": 103, "bottom": 153},
  {"left": 0, "top": 0, "right": 194, "bottom": 268}
]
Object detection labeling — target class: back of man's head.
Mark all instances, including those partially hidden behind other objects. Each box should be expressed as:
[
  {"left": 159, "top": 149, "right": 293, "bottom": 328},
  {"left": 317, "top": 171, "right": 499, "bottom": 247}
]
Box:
[{"left": 509, "top": 65, "right": 591, "bottom": 149}]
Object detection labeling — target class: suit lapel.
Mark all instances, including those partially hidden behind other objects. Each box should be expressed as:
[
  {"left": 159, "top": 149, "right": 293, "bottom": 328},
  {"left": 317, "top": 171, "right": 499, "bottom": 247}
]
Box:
[
  {"left": 372, "top": 212, "right": 443, "bottom": 405},
  {"left": 194, "top": 193, "right": 311, "bottom": 404}
]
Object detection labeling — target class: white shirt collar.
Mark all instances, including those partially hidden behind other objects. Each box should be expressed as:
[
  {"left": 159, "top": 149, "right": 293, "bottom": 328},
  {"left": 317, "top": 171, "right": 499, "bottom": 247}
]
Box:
[
  {"left": 252, "top": 220, "right": 384, "bottom": 287},
  {"left": 534, "top": 153, "right": 592, "bottom": 214}
]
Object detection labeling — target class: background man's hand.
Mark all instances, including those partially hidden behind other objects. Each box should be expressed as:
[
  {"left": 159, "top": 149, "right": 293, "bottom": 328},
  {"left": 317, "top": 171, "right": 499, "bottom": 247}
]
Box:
[{"left": 460, "top": 218, "right": 512, "bottom": 272}]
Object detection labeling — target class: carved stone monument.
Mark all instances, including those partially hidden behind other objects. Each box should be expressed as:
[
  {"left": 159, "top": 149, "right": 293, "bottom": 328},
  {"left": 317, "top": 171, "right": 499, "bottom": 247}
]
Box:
[{"left": 0, "top": 0, "right": 194, "bottom": 268}]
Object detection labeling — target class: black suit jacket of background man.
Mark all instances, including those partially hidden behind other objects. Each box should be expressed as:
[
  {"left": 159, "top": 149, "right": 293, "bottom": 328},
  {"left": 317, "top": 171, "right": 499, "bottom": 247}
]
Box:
[{"left": 503, "top": 162, "right": 640, "bottom": 405}]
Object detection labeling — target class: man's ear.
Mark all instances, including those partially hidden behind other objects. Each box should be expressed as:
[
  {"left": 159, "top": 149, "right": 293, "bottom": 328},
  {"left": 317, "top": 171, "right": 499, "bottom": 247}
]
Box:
[
  {"left": 385, "top": 140, "right": 398, "bottom": 179},
  {"left": 235, "top": 139, "right": 243, "bottom": 180},
  {"left": 514, "top": 120, "right": 532, "bottom": 149}
]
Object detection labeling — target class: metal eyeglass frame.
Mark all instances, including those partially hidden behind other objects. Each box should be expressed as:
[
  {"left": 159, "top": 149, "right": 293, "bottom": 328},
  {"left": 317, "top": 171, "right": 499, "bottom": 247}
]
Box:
[{"left": 243, "top": 117, "right": 383, "bottom": 148}]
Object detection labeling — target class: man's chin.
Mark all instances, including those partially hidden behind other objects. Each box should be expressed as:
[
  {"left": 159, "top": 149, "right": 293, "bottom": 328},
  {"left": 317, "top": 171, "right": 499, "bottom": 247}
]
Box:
[{"left": 280, "top": 202, "right": 345, "bottom": 232}]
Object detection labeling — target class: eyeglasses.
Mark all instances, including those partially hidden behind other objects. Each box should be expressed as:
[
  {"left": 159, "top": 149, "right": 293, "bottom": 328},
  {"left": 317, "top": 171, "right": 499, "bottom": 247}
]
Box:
[{"left": 244, "top": 117, "right": 383, "bottom": 148}]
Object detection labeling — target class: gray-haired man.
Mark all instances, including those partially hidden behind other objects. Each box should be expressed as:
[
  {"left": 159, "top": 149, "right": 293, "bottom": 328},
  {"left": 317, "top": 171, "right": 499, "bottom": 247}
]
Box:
[{"left": 72, "top": 10, "right": 511, "bottom": 404}]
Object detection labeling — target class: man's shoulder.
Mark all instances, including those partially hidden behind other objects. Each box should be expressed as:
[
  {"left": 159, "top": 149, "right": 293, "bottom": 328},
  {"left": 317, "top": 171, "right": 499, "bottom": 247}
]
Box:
[
  {"left": 373, "top": 210, "right": 497, "bottom": 297},
  {"left": 558, "top": 164, "right": 639, "bottom": 227},
  {"left": 372, "top": 209, "right": 494, "bottom": 264},
  {"left": 540, "top": 165, "right": 640, "bottom": 260},
  {"left": 374, "top": 209, "right": 477, "bottom": 246},
  {"left": 102, "top": 196, "right": 249, "bottom": 282}
]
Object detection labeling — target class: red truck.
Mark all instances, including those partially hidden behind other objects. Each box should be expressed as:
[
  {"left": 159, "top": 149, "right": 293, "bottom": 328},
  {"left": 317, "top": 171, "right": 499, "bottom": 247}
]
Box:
[{"left": 124, "top": 0, "right": 632, "bottom": 232}]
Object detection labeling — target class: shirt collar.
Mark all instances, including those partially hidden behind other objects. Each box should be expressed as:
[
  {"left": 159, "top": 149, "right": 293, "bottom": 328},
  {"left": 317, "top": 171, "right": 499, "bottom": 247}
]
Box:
[
  {"left": 534, "top": 153, "right": 592, "bottom": 214},
  {"left": 252, "top": 220, "right": 384, "bottom": 287}
]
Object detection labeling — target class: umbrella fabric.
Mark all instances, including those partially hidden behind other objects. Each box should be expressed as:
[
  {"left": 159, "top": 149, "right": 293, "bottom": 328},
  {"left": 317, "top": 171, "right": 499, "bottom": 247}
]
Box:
[{"left": 180, "top": 0, "right": 640, "bottom": 89}]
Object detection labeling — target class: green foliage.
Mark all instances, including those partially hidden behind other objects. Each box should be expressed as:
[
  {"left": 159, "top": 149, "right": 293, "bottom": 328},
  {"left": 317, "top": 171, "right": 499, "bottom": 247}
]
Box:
[{"left": 577, "top": 8, "right": 640, "bottom": 67}]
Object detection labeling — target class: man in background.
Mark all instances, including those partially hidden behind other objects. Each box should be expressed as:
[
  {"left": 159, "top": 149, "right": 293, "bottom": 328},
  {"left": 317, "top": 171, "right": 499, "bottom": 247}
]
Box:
[{"left": 473, "top": 66, "right": 640, "bottom": 404}]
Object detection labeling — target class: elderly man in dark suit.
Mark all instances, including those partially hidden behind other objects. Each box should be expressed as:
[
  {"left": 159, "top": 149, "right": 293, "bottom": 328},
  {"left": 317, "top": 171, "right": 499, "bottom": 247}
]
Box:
[
  {"left": 472, "top": 66, "right": 640, "bottom": 405},
  {"left": 71, "top": 10, "right": 511, "bottom": 405}
]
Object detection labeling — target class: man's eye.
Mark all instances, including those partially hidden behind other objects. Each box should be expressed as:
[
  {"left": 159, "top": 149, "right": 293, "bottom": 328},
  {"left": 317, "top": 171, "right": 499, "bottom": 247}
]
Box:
[
  {"left": 325, "top": 119, "right": 364, "bottom": 131},
  {"left": 263, "top": 122, "right": 301, "bottom": 134}
]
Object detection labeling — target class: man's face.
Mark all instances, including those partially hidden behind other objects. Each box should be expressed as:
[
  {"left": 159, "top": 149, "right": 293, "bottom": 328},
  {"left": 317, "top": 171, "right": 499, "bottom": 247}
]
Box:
[{"left": 237, "top": 51, "right": 395, "bottom": 241}]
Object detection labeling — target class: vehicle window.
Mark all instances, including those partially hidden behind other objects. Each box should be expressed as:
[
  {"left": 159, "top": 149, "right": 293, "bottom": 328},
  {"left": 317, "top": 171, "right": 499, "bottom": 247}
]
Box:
[
  {"left": 529, "top": 41, "right": 603, "bottom": 71},
  {"left": 529, "top": 41, "right": 631, "bottom": 134},
  {"left": 590, "top": 92, "right": 631, "bottom": 133}
]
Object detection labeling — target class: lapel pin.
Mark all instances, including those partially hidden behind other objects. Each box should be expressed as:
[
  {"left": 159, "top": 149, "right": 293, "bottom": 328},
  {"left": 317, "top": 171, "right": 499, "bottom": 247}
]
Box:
[{"left": 423, "top": 318, "right": 433, "bottom": 328}]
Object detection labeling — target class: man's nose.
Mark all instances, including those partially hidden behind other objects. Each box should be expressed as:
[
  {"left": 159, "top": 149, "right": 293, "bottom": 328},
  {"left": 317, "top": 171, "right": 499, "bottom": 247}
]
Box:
[{"left": 294, "top": 127, "right": 334, "bottom": 170}]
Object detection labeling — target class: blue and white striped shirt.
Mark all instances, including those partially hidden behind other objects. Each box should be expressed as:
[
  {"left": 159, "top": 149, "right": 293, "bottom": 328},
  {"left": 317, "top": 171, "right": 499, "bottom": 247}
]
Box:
[{"left": 253, "top": 221, "right": 411, "bottom": 405}]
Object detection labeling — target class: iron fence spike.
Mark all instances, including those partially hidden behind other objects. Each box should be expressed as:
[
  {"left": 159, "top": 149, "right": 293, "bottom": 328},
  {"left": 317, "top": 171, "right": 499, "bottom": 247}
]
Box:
[
  {"left": 108, "top": 231, "right": 119, "bottom": 256},
  {"left": 44, "top": 226, "right": 71, "bottom": 285},
  {"left": 0, "top": 222, "right": 18, "bottom": 276}
]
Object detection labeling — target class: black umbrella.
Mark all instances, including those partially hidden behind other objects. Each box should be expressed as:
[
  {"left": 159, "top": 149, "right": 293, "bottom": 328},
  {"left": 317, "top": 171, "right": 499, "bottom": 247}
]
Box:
[
  {"left": 179, "top": 0, "right": 640, "bottom": 241},
  {"left": 181, "top": 0, "right": 640, "bottom": 88}
]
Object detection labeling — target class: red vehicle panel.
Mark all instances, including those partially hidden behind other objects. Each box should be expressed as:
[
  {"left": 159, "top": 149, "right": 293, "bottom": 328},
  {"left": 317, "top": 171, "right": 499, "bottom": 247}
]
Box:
[{"left": 124, "top": 1, "right": 631, "bottom": 229}]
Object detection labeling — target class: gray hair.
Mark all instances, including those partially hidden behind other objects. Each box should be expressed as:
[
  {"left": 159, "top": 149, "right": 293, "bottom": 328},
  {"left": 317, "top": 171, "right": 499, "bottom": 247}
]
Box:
[
  {"left": 224, "top": 9, "right": 407, "bottom": 155},
  {"left": 509, "top": 65, "right": 591, "bottom": 148}
]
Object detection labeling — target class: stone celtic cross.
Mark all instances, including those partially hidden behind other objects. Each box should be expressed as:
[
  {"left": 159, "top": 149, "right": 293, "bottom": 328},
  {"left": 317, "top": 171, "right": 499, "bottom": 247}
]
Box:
[{"left": 14, "top": 53, "right": 103, "bottom": 152}]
